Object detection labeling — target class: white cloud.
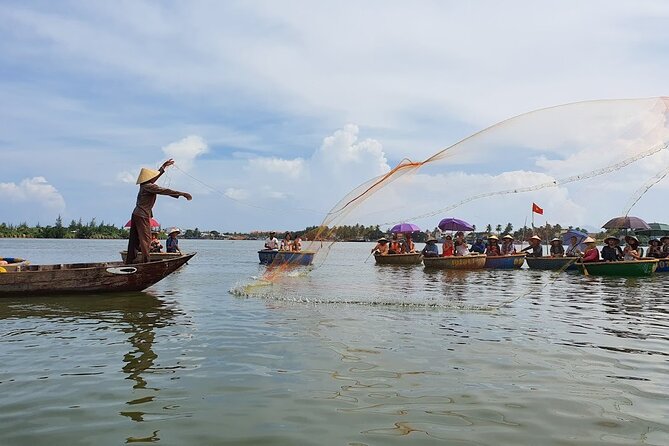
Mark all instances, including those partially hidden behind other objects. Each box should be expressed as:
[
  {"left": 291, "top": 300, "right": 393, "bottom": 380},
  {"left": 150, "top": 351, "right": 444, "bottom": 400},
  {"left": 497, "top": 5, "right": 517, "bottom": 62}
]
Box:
[
  {"left": 162, "top": 135, "right": 209, "bottom": 171},
  {"left": 248, "top": 157, "right": 305, "bottom": 179},
  {"left": 0, "top": 177, "right": 66, "bottom": 210},
  {"left": 117, "top": 171, "right": 136, "bottom": 184},
  {"left": 224, "top": 187, "right": 249, "bottom": 200}
]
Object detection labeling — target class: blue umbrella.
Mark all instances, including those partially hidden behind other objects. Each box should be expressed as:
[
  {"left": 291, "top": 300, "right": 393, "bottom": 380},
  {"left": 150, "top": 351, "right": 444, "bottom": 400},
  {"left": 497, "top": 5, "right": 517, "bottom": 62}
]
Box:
[
  {"left": 390, "top": 222, "right": 421, "bottom": 233},
  {"left": 562, "top": 229, "right": 588, "bottom": 247},
  {"left": 438, "top": 217, "right": 474, "bottom": 232}
]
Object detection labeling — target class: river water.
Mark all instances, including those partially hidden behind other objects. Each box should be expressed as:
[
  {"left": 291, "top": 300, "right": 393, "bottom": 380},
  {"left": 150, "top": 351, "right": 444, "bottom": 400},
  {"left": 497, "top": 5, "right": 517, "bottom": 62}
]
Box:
[{"left": 0, "top": 239, "right": 668, "bottom": 445}]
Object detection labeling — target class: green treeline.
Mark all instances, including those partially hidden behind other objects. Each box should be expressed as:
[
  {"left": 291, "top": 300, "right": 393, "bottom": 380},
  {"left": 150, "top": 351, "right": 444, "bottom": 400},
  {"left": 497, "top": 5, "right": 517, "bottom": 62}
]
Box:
[{"left": 0, "top": 216, "right": 127, "bottom": 239}]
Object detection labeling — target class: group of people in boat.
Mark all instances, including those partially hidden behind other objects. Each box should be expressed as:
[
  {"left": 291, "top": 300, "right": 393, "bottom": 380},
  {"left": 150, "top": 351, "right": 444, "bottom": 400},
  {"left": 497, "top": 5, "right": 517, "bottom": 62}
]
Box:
[
  {"left": 149, "top": 228, "right": 183, "bottom": 254},
  {"left": 371, "top": 231, "right": 669, "bottom": 262},
  {"left": 264, "top": 231, "right": 303, "bottom": 252},
  {"left": 370, "top": 233, "right": 417, "bottom": 255}
]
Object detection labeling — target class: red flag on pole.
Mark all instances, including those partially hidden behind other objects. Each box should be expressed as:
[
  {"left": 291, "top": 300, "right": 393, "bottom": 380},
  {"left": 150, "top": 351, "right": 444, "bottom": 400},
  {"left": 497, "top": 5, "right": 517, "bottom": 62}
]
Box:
[{"left": 532, "top": 203, "right": 544, "bottom": 215}]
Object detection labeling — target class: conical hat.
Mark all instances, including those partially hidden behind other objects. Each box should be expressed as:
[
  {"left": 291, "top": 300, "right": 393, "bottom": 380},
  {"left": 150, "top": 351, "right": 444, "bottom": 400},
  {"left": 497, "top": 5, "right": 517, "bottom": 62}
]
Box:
[
  {"left": 136, "top": 168, "right": 160, "bottom": 184},
  {"left": 583, "top": 236, "right": 596, "bottom": 244}
]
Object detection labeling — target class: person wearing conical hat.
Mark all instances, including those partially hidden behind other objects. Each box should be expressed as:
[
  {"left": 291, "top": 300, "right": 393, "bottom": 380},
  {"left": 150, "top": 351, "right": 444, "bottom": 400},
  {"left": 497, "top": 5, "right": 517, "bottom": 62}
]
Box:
[
  {"left": 485, "top": 235, "right": 500, "bottom": 256},
  {"left": 521, "top": 235, "right": 543, "bottom": 257},
  {"left": 623, "top": 235, "right": 642, "bottom": 260},
  {"left": 500, "top": 234, "right": 516, "bottom": 255},
  {"left": 166, "top": 228, "right": 182, "bottom": 254},
  {"left": 647, "top": 238, "right": 663, "bottom": 258},
  {"left": 126, "top": 159, "right": 192, "bottom": 264},
  {"left": 421, "top": 237, "right": 440, "bottom": 257},
  {"left": 601, "top": 236, "right": 621, "bottom": 262},
  {"left": 549, "top": 237, "right": 565, "bottom": 257},
  {"left": 371, "top": 237, "right": 389, "bottom": 256},
  {"left": 581, "top": 236, "right": 600, "bottom": 262}
]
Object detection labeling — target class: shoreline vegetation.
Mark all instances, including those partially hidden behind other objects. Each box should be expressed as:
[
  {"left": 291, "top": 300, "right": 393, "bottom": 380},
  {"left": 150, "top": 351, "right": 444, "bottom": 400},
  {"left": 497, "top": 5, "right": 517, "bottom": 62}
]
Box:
[{"left": 0, "top": 216, "right": 629, "bottom": 243}]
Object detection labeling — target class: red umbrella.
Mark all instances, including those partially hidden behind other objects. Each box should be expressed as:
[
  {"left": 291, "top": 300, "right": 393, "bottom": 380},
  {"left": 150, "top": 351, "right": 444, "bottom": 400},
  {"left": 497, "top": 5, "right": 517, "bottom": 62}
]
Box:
[{"left": 124, "top": 218, "right": 161, "bottom": 229}]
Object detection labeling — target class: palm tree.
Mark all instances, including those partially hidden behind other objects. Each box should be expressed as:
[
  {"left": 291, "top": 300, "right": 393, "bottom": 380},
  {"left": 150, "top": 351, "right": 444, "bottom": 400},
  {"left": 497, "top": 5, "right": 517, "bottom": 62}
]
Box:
[
  {"left": 485, "top": 224, "right": 492, "bottom": 233},
  {"left": 495, "top": 224, "right": 502, "bottom": 234}
]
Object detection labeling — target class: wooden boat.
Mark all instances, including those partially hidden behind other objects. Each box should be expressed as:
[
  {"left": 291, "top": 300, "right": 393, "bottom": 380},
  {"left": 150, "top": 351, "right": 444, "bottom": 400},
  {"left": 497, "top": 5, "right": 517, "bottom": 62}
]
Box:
[
  {"left": 258, "top": 249, "right": 315, "bottom": 266},
  {"left": 647, "top": 258, "right": 669, "bottom": 272},
  {"left": 576, "top": 259, "right": 658, "bottom": 277},
  {"left": 0, "top": 253, "right": 195, "bottom": 298},
  {"left": 0, "top": 257, "right": 29, "bottom": 272},
  {"left": 423, "top": 254, "right": 486, "bottom": 269},
  {"left": 525, "top": 256, "right": 579, "bottom": 271},
  {"left": 120, "top": 251, "right": 184, "bottom": 263},
  {"left": 484, "top": 253, "right": 526, "bottom": 269},
  {"left": 374, "top": 253, "right": 423, "bottom": 265}
]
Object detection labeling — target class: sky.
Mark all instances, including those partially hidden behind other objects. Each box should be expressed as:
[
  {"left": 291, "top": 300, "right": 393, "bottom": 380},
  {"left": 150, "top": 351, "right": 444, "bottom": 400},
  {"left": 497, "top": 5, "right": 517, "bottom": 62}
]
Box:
[{"left": 1, "top": 0, "right": 669, "bottom": 233}]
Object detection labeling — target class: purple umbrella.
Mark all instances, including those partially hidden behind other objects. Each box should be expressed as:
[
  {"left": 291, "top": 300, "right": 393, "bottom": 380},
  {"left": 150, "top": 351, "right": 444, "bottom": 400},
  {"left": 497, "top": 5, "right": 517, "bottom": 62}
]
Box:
[
  {"left": 601, "top": 216, "right": 650, "bottom": 230},
  {"left": 438, "top": 217, "right": 474, "bottom": 232},
  {"left": 390, "top": 222, "right": 421, "bottom": 233}
]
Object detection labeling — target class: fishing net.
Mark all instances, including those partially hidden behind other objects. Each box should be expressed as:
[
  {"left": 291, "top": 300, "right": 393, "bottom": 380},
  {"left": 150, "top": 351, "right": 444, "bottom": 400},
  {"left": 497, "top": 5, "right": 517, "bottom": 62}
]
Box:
[{"left": 233, "top": 97, "right": 669, "bottom": 303}]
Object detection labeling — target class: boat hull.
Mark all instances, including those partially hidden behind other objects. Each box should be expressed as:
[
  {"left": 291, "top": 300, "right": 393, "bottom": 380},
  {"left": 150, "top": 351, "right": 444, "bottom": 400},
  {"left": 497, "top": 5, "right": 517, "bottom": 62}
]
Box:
[
  {"left": 577, "top": 259, "right": 658, "bottom": 276},
  {"left": 525, "top": 256, "right": 579, "bottom": 271},
  {"left": 651, "top": 258, "right": 669, "bottom": 272},
  {"left": 484, "top": 253, "right": 526, "bottom": 269},
  {"left": 423, "top": 254, "right": 486, "bottom": 269},
  {"left": 0, "top": 254, "right": 195, "bottom": 298},
  {"left": 374, "top": 253, "right": 423, "bottom": 265},
  {"left": 120, "top": 251, "right": 184, "bottom": 263},
  {"left": 258, "top": 250, "right": 315, "bottom": 266}
]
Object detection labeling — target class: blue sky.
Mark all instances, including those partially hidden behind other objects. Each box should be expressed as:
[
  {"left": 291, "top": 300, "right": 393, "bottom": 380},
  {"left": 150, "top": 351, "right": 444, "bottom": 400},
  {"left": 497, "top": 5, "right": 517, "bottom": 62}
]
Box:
[{"left": 1, "top": 1, "right": 669, "bottom": 232}]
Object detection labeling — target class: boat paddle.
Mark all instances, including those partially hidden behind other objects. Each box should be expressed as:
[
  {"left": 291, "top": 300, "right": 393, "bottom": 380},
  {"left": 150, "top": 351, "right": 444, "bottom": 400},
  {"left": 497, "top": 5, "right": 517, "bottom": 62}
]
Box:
[
  {"left": 364, "top": 251, "right": 374, "bottom": 263},
  {"left": 578, "top": 257, "right": 589, "bottom": 276}
]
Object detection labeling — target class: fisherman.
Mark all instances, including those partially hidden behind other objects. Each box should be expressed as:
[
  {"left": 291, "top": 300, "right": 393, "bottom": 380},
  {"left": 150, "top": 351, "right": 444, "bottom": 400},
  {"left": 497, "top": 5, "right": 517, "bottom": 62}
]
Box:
[
  {"left": 521, "top": 235, "right": 543, "bottom": 257},
  {"left": 264, "top": 231, "right": 280, "bottom": 250},
  {"left": 500, "top": 234, "right": 516, "bottom": 255},
  {"left": 126, "top": 159, "right": 192, "bottom": 264},
  {"left": 549, "top": 238, "right": 565, "bottom": 257},
  {"left": 421, "top": 237, "right": 440, "bottom": 257},
  {"left": 581, "top": 237, "right": 600, "bottom": 262},
  {"left": 601, "top": 236, "right": 621, "bottom": 262},
  {"left": 166, "top": 227, "right": 182, "bottom": 254},
  {"left": 661, "top": 236, "right": 669, "bottom": 258},
  {"left": 371, "top": 238, "right": 389, "bottom": 255}
]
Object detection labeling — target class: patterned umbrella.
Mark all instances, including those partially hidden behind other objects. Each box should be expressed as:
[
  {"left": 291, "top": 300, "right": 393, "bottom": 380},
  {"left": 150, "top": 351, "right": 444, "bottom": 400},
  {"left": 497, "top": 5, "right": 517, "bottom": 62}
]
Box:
[
  {"left": 601, "top": 216, "right": 650, "bottom": 230},
  {"left": 438, "top": 217, "right": 474, "bottom": 232},
  {"left": 390, "top": 222, "right": 421, "bottom": 233}
]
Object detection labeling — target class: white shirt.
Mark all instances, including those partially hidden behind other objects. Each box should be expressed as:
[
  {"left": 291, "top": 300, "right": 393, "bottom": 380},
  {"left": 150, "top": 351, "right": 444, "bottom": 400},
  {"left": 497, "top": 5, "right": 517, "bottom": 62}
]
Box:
[{"left": 265, "top": 237, "right": 279, "bottom": 250}]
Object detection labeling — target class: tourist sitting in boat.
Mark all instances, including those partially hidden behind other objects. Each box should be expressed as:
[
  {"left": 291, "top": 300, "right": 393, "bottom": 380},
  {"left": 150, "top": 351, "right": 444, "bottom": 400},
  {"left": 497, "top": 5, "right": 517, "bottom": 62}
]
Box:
[
  {"left": 371, "top": 238, "right": 389, "bottom": 255},
  {"left": 582, "top": 237, "right": 600, "bottom": 262},
  {"left": 402, "top": 233, "right": 416, "bottom": 253},
  {"left": 647, "top": 238, "right": 663, "bottom": 258},
  {"left": 549, "top": 238, "right": 564, "bottom": 257},
  {"left": 388, "top": 234, "right": 401, "bottom": 254},
  {"left": 166, "top": 227, "right": 182, "bottom": 254},
  {"left": 442, "top": 235, "right": 454, "bottom": 256},
  {"left": 501, "top": 234, "right": 516, "bottom": 255},
  {"left": 565, "top": 236, "right": 582, "bottom": 257},
  {"left": 421, "top": 237, "right": 440, "bottom": 257},
  {"left": 485, "top": 235, "right": 501, "bottom": 256},
  {"left": 280, "top": 232, "right": 293, "bottom": 251},
  {"left": 623, "top": 235, "right": 642, "bottom": 260},
  {"left": 264, "top": 231, "right": 280, "bottom": 250},
  {"left": 470, "top": 237, "right": 486, "bottom": 254},
  {"left": 521, "top": 235, "right": 543, "bottom": 257},
  {"left": 661, "top": 236, "right": 669, "bottom": 258},
  {"left": 454, "top": 231, "right": 469, "bottom": 256},
  {"left": 601, "top": 236, "right": 621, "bottom": 262},
  {"left": 292, "top": 234, "right": 302, "bottom": 252},
  {"left": 149, "top": 232, "right": 163, "bottom": 253}
]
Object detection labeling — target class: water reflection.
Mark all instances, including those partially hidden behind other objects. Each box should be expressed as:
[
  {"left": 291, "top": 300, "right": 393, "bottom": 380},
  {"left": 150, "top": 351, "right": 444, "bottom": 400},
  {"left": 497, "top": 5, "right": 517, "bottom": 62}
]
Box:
[{"left": 0, "top": 293, "right": 181, "bottom": 442}]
